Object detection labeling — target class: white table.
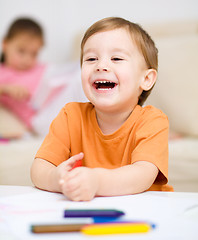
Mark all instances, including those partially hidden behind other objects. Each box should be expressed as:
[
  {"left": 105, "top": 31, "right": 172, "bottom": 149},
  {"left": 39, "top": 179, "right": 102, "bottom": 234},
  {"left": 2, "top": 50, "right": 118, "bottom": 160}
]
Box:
[{"left": 0, "top": 185, "right": 198, "bottom": 240}]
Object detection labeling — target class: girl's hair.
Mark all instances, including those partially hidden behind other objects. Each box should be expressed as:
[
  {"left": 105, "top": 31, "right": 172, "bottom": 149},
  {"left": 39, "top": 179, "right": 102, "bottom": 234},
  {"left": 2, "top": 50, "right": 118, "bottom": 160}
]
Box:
[
  {"left": 80, "top": 17, "right": 158, "bottom": 106},
  {"left": 1, "top": 17, "right": 44, "bottom": 63}
]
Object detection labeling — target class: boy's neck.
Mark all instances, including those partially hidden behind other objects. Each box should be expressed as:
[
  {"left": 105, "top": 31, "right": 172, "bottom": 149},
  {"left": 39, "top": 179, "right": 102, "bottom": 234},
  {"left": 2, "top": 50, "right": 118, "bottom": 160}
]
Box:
[{"left": 95, "top": 108, "right": 134, "bottom": 135}]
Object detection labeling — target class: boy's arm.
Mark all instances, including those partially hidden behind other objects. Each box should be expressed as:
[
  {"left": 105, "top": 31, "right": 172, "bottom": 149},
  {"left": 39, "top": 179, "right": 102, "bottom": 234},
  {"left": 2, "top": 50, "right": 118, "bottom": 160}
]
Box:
[
  {"left": 30, "top": 153, "right": 84, "bottom": 193},
  {"left": 94, "top": 161, "right": 159, "bottom": 196},
  {"left": 61, "top": 161, "right": 159, "bottom": 201},
  {"left": 31, "top": 156, "right": 158, "bottom": 201},
  {"left": 31, "top": 158, "right": 61, "bottom": 193}
]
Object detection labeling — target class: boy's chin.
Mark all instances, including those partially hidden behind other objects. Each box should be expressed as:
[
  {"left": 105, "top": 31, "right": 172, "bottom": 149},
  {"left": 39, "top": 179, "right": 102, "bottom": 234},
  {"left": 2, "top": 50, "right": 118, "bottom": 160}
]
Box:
[{"left": 93, "top": 100, "right": 120, "bottom": 111}]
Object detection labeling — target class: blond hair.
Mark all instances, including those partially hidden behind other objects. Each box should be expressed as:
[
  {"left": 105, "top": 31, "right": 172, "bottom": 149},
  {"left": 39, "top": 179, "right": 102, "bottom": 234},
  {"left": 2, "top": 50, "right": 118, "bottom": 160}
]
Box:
[{"left": 80, "top": 17, "right": 158, "bottom": 106}]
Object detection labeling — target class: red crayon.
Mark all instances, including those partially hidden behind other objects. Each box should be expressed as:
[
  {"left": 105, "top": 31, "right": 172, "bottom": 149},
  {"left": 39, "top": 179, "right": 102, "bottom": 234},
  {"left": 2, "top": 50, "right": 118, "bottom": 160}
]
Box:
[{"left": 70, "top": 159, "right": 82, "bottom": 170}]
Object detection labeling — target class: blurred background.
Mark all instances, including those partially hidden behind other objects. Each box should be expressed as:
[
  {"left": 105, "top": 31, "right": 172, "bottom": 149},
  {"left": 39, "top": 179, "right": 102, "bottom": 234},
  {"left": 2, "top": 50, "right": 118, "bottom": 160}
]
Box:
[
  {"left": 0, "top": 0, "right": 198, "bottom": 191},
  {"left": 1, "top": 0, "right": 198, "bottom": 63}
]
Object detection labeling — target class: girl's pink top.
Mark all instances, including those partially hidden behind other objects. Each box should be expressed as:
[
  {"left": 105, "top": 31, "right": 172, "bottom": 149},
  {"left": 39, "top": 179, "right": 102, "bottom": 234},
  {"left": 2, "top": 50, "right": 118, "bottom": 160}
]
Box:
[{"left": 0, "top": 64, "right": 46, "bottom": 128}]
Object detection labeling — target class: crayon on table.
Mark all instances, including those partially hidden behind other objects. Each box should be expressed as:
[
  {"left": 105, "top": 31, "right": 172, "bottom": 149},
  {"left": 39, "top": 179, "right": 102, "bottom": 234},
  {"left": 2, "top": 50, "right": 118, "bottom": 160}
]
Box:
[
  {"left": 64, "top": 209, "right": 125, "bottom": 218},
  {"left": 81, "top": 222, "right": 152, "bottom": 235},
  {"left": 31, "top": 223, "right": 85, "bottom": 233},
  {"left": 31, "top": 221, "right": 155, "bottom": 234}
]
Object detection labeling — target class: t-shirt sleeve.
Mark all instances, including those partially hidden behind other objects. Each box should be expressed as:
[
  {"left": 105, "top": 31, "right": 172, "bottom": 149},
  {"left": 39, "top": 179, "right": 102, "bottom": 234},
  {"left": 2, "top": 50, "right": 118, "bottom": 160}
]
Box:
[
  {"left": 35, "top": 106, "right": 71, "bottom": 166},
  {"left": 131, "top": 111, "right": 169, "bottom": 184}
]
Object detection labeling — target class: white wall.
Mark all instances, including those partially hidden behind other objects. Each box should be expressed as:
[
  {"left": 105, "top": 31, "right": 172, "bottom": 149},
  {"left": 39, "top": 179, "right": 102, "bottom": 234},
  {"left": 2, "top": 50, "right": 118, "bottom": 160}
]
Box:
[{"left": 0, "top": 0, "right": 198, "bottom": 63}]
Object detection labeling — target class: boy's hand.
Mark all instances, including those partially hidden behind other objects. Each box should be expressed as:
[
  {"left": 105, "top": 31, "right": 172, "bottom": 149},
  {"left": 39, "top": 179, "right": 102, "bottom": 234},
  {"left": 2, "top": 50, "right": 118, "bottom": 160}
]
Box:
[
  {"left": 59, "top": 155, "right": 99, "bottom": 201},
  {"left": 55, "top": 153, "right": 84, "bottom": 185},
  {"left": 60, "top": 167, "right": 99, "bottom": 201}
]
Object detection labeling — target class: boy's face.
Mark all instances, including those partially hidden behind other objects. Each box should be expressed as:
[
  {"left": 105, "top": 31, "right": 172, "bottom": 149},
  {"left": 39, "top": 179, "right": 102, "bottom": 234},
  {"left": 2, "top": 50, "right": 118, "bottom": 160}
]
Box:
[
  {"left": 3, "top": 33, "right": 43, "bottom": 71},
  {"left": 81, "top": 28, "right": 148, "bottom": 114}
]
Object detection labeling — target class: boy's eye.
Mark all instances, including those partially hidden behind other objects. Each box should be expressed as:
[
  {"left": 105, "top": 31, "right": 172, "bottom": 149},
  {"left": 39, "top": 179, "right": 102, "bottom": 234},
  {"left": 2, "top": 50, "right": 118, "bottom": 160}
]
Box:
[
  {"left": 112, "top": 57, "right": 123, "bottom": 61},
  {"left": 86, "top": 57, "right": 97, "bottom": 62}
]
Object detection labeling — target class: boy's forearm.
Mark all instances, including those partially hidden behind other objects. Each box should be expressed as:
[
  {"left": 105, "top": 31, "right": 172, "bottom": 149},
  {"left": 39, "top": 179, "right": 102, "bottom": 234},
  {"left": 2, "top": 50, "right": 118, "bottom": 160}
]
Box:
[
  {"left": 94, "top": 161, "right": 158, "bottom": 196},
  {"left": 31, "top": 159, "right": 158, "bottom": 199},
  {"left": 31, "top": 158, "right": 61, "bottom": 193}
]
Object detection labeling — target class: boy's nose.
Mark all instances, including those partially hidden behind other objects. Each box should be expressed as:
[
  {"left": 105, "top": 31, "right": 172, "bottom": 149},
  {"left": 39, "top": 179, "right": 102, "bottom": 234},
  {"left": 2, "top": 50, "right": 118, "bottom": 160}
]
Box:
[
  {"left": 95, "top": 60, "right": 110, "bottom": 72},
  {"left": 96, "top": 67, "right": 109, "bottom": 72}
]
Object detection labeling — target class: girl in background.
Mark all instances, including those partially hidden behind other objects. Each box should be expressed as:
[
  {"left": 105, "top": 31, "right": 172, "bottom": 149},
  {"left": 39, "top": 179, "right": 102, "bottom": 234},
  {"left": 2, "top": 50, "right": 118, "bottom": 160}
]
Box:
[
  {"left": 0, "top": 17, "right": 87, "bottom": 138},
  {"left": 0, "top": 18, "right": 45, "bottom": 131}
]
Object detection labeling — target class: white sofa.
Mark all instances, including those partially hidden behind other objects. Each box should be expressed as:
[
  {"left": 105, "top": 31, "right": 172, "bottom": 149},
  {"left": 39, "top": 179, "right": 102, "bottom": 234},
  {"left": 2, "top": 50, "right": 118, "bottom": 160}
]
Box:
[
  {"left": 0, "top": 136, "right": 42, "bottom": 186},
  {"left": 0, "top": 20, "right": 198, "bottom": 192},
  {"left": 145, "top": 20, "right": 198, "bottom": 192}
]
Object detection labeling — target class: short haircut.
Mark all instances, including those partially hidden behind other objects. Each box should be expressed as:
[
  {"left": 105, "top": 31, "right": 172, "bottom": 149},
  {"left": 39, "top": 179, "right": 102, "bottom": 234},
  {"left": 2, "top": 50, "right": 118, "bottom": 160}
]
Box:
[{"left": 80, "top": 17, "right": 158, "bottom": 106}]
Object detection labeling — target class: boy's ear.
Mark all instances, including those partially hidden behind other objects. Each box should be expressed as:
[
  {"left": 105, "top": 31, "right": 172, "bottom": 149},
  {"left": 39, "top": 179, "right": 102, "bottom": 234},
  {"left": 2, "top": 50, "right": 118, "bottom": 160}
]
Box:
[{"left": 140, "top": 69, "right": 157, "bottom": 91}]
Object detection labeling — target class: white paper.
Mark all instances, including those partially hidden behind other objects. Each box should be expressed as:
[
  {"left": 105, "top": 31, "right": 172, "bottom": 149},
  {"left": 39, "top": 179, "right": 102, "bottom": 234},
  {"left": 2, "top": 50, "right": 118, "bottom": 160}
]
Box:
[{"left": 0, "top": 188, "right": 198, "bottom": 240}]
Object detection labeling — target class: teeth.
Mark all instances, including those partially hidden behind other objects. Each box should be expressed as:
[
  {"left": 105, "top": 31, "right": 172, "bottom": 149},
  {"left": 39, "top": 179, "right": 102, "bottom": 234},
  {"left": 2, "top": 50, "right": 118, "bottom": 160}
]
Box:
[
  {"left": 94, "top": 80, "right": 117, "bottom": 91},
  {"left": 95, "top": 80, "right": 113, "bottom": 84},
  {"left": 98, "top": 88, "right": 112, "bottom": 90}
]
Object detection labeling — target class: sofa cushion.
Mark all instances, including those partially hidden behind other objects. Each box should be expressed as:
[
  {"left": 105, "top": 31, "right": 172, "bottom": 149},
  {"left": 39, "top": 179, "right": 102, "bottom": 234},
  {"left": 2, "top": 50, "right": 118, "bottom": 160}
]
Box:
[
  {"left": 147, "top": 34, "right": 198, "bottom": 137},
  {"left": 0, "top": 136, "right": 43, "bottom": 186},
  {"left": 144, "top": 21, "right": 198, "bottom": 38},
  {"left": 168, "top": 138, "right": 198, "bottom": 192},
  {"left": 0, "top": 106, "right": 27, "bottom": 139}
]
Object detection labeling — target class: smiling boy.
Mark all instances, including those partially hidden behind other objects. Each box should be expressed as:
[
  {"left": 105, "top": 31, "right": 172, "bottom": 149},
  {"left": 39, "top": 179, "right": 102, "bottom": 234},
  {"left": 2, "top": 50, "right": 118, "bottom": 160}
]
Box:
[{"left": 31, "top": 17, "right": 173, "bottom": 201}]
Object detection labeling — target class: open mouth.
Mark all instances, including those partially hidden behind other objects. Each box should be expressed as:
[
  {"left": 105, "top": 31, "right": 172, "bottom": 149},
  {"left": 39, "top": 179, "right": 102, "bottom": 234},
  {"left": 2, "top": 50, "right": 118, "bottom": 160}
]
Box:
[{"left": 93, "top": 80, "right": 117, "bottom": 90}]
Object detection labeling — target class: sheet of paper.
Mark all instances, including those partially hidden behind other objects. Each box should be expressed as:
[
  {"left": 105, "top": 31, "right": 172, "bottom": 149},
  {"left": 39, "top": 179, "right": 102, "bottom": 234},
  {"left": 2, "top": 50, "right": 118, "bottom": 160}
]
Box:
[{"left": 0, "top": 189, "right": 198, "bottom": 240}]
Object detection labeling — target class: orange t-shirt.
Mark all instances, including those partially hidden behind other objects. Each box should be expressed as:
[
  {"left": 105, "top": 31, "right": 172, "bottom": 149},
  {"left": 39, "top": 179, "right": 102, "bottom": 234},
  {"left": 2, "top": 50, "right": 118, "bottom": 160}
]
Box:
[{"left": 35, "top": 102, "right": 173, "bottom": 192}]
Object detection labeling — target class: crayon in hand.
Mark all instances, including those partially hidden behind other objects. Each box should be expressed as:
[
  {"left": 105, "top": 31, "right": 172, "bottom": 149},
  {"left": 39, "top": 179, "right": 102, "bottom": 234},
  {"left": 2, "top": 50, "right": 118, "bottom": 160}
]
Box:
[{"left": 70, "top": 159, "right": 82, "bottom": 171}]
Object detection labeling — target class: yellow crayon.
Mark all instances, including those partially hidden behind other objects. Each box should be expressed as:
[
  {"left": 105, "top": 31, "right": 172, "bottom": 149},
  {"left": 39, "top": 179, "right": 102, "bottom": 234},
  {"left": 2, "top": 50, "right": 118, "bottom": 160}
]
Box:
[{"left": 81, "top": 222, "right": 151, "bottom": 235}]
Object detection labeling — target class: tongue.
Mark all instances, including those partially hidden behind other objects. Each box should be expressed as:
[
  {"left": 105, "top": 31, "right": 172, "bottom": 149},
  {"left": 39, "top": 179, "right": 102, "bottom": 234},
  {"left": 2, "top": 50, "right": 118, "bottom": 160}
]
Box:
[{"left": 97, "top": 82, "right": 115, "bottom": 89}]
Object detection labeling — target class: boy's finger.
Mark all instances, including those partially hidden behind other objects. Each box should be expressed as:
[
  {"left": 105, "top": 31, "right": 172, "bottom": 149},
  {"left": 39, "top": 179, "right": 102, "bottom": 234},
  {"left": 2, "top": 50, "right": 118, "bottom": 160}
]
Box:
[
  {"left": 59, "top": 153, "right": 84, "bottom": 180},
  {"left": 64, "top": 152, "right": 84, "bottom": 171},
  {"left": 70, "top": 159, "right": 82, "bottom": 171}
]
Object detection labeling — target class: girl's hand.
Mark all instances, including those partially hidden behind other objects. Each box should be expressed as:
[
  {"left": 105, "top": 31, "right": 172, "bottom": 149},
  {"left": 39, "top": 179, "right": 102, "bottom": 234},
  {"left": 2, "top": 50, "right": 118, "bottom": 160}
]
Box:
[{"left": 0, "top": 84, "right": 30, "bottom": 100}]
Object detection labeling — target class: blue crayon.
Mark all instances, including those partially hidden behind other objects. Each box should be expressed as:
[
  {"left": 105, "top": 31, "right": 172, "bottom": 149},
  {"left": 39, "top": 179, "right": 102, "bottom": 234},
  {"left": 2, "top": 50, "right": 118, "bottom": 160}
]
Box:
[{"left": 64, "top": 209, "right": 125, "bottom": 218}]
